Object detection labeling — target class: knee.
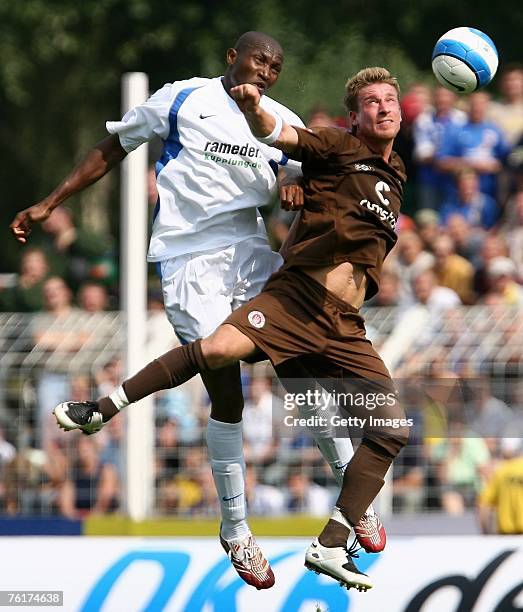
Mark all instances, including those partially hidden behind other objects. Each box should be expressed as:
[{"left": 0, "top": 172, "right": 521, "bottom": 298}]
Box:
[
  {"left": 390, "top": 427, "right": 410, "bottom": 455},
  {"left": 365, "top": 426, "right": 409, "bottom": 459},
  {"left": 392, "top": 407, "right": 411, "bottom": 453},
  {"left": 201, "top": 335, "right": 233, "bottom": 369},
  {"left": 201, "top": 325, "right": 253, "bottom": 369},
  {"left": 365, "top": 406, "right": 410, "bottom": 459},
  {"left": 388, "top": 411, "right": 410, "bottom": 452}
]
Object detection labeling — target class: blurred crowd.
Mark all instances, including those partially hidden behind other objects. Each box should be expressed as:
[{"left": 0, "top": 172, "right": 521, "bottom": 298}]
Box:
[
  {"left": 270, "top": 64, "right": 523, "bottom": 311},
  {"left": 1, "top": 65, "right": 523, "bottom": 531},
  {"left": 0, "top": 362, "right": 336, "bottom": 520},
  {"left": 1, "top": 357, "right": 522, "bottom": 532},
  {"left": 2, "top": 66, "right": 523, "bottom": 316}
]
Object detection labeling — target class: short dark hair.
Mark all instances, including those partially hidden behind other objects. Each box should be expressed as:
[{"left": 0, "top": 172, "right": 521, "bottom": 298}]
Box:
[{"left": 233, "top": 31, "right": 282, "bottom": 57}]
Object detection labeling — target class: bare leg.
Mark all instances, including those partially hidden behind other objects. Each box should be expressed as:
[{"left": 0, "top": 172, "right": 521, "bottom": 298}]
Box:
[
  {"left": 201, "top": 324, "right": 257, "bottom": 370},
  {"left": 201, "top": 364, "right": 244, "bottom": 424}
]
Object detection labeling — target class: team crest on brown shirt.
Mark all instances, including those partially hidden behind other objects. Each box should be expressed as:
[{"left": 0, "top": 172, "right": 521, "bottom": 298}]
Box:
[{"left": 248, "top": 310, "right": 266, "bottom": 328}]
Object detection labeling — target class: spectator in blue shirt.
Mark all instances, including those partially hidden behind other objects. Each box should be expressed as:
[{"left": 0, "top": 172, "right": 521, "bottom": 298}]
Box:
[
  {"left": 436, "top": 92, "right": 511, "bottom": 200},
  {"left": 413, "top": 86, "right": 467, "bottom": 210},
  {"left": 440, "top": 168, "right": 500, "bottom": 230}
]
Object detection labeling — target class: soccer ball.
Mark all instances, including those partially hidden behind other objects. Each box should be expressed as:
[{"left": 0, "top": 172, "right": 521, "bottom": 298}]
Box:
[{"left": 431, "top": 27, "right": 498, "bottom": 94}]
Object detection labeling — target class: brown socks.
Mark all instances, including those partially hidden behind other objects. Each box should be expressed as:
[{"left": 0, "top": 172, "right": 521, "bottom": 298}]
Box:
[
  {"left": 123, "top": 339, "right": 208, "bottom": 402},
  {"left": 319, "top": 518, "right": 351, "bottom": 548},
  {"left": 318, "top": 436, "right": 407, "bottom": 548},
  {"left": 99, "top": 397, "right": 120, "bottom": 421},
  {"left": 98, "top": 340, "right": 208, "bottom": 420},
  {"left": 336, "top": 438, "right": 403, "bottom": 527}
]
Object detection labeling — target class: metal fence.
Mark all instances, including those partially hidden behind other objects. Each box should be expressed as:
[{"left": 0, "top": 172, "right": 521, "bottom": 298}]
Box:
[{"left": 0, "top": 306, "right": 521, "bottom": 520}]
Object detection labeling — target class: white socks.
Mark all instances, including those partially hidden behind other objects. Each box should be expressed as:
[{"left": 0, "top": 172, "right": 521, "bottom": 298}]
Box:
[
  {"left": 206, "top": 417, "right": 249, "bottom": 541},
  {"left": 109, "top": 385, "right": 129, "bottom": 411},
  {"left": 331, "top": 506, "right": 352, "bottom": 531},
  {"left": 297, "top": 399, "right": 353, "bottom": 486}
]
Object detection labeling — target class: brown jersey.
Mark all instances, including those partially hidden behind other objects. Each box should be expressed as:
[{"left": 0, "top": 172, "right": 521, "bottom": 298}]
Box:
[{"left": 280, "top": 126, "right": 407, "bottom": 299}]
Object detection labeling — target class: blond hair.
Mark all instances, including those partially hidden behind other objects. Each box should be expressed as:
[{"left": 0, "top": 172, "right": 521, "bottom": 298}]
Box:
[{"left": 344, "top": 67, "right": 400, "bottom": 112}]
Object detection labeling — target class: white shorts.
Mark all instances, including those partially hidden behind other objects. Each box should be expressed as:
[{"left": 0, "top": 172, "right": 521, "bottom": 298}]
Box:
[{"left": 160, "top": 238, "right": 283, "bottom": 343}]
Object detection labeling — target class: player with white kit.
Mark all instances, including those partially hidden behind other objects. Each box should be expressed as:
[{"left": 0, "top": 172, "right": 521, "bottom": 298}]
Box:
[{"left": 11, "top": 31, "right": 385, "bottom": 589}]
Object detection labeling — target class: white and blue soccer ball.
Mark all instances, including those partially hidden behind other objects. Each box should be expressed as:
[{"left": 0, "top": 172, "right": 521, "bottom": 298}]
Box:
[{"left": 431, "top": 27, "right": 498, "bottom": 94}]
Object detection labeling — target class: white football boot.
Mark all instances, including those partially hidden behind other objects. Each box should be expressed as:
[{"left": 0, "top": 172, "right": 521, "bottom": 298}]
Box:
[
  {"left": 305, "top": 538, "right": 373, "bottom": 591},
  {"left": 53, "top": 401, "right": 105, "bottom": 435}
]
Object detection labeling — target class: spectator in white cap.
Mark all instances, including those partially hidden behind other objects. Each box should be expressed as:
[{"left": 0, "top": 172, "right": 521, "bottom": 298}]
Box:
[
  {"left": 484, "top": 256, "right": 523, "bottom": 306},
  {"left": 415, "top": 208, "right": 440, "bottom": 251},
  {"left": 411, "top": 268, "right": 461, "bottom": 312}
]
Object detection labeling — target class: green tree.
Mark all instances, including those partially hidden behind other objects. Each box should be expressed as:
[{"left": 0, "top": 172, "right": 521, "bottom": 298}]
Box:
[{"left": 1, "top": 0, "right": 520, "bottom": 272}]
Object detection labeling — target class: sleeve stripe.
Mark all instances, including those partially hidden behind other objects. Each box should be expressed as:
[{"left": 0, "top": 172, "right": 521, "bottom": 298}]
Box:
[{"left": 156, "top": 86, "right": 203, "bottom": 175}]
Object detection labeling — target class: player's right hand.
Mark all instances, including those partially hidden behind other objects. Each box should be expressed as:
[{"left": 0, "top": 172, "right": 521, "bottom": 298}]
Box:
[
  {"left": 10, "top": 202, "right": 53, "bottom": 243},
  {"left": 280, "top": 183, "right": 304, "bottom": 211},
  {"left": 230, "top": 84, "right": 261, "bottom": 112}
]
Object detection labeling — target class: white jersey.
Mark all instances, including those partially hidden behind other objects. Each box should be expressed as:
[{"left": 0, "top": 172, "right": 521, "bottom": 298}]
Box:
[{"left": 106, "top": 76, "right": 303, "bottom": 261}]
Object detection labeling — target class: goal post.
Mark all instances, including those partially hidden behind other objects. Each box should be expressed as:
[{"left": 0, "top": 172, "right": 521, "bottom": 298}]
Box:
[{"left": 120, "top": 72, "right": 154, "bottom": 521}]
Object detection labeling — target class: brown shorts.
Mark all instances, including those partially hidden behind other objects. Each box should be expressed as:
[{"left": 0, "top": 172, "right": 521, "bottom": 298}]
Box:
[{"left": 224, "top": 267, "right": 393, "bottom": 389}]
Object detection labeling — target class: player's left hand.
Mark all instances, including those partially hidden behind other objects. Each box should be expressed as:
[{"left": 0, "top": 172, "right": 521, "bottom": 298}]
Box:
[{"left": 280, "top": 183, "right": 304, "bottom": 211}]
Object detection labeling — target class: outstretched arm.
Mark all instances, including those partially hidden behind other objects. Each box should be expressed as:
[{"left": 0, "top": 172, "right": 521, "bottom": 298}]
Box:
[
  {"left": 230, "top": 84, "right": 299, "bottom": 156},
  {"left": 10, "top": 134, "right": 127, "bottom": 243}
]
